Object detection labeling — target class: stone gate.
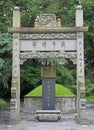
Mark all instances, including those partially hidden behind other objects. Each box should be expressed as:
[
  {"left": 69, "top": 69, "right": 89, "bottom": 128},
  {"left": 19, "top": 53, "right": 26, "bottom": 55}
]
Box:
[{"left": 8, "top": 5, "right": 89, "bottom": 124}]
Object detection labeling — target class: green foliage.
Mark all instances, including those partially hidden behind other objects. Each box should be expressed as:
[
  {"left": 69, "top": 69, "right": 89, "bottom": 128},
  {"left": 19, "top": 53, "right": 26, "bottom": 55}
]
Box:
[
  {"left": 26, "top": 84, "right": 75, "bottom": 97},
  {"left": 0, "top": 98, "right": 6, "bottom": 109},
  {"left": 56, "top": 65, "right": 76, "bottom": 86},
  {"left": 0, "top": 0, "right": 90, "bottom": 31},
  {"left": 82, "top": 0, "right": 94, "bottom": 81},
  {"left": 68, "top": 85, "right": 77, "bottom": 95},
  {"left": 85, "top": 80, "right": 94, "bottom": 97},
  {"left": 86, "top": 96, "right": 94, "bottom": 103},
  {"left": 20, "top": 60, "right": 41, "bottom": 97},
  {"left": 0, "top": 33, "right": 12, "bottom": 98},
  {"left": 0, "top": 0, "right": 94, "bottom": 99},
  {"left": 38, "top": 58, "right": 67, "bottom": 67},
  {"left": 68, "top": 80, "right": 94, "bottom": 103},
  {"left": 0, "top": 1, "right": 13, "bottom": 32}
]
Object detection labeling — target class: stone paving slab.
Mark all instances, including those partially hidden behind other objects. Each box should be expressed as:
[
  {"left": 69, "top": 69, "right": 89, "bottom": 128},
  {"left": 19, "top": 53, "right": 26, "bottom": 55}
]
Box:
[
  {"left": 0, "top": 104, "right": 94, "bottom": 130},
  {"left": 0, "top": 120, "right": 94, "bottom": 130}
]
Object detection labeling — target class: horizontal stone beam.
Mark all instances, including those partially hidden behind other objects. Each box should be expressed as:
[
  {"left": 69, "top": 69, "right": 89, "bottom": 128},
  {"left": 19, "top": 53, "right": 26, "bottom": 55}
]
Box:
[
  {"left": 8, "top": 27, "right": 88, "bottom": 33},
  {"left": 20, "top": 51, "right": 77, "bottom": 65},
  {"left": 20, "top": 51, "right": 77, "bottom": 59}
]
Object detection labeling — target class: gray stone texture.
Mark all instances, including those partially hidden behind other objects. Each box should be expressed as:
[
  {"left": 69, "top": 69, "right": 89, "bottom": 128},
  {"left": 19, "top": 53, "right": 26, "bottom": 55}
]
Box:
[
  {"left": 10, "top": 5, "right": 88, "bottom": 124},
  {"left": 24, "top": 96, "right": 76, "bottom": 114}
]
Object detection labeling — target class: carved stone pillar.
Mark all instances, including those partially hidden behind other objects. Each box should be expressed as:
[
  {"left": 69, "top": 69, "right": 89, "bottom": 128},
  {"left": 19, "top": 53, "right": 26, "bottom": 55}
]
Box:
[
  {"left": 10, "top": 6, "right": 20, "bottom": 124},
  {"left": 76, "top": 5, "right": 89, "bottom": 124}
]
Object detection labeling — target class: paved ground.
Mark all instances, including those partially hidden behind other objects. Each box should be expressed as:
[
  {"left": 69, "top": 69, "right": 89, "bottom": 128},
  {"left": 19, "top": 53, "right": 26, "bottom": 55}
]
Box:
[{"left": 0, "top": 103, "right": 94, "bottom": 130}]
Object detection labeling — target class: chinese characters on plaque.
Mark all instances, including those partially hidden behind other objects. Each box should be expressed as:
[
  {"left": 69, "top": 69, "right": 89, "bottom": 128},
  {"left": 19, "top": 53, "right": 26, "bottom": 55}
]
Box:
[
  {"left": 20, "top": 40, "right": 76, "bottom": 51},
  {"left": 32, "top": 40, "right": 65, "bottom": 50}
]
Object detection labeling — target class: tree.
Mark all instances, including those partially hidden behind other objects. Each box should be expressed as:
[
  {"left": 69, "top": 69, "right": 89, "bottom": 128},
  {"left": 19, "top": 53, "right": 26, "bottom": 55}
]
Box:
[
  {"left": 0, "top": 33, "right": 12, "bottom": 98},
  {"left": 0, "top": 0, "right": 94, "bottom": 98},
  {"left": 80, "top": 0, "right": 94, "bottom": 81},
  {"left": 20, "top": 60, "right": 41, "bottom": 97}
]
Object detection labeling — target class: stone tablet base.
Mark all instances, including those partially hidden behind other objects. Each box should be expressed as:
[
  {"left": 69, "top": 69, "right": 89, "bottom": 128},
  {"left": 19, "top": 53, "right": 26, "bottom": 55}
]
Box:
[{"left": 35, "top": 110, "right": 61, "bottom": 121}]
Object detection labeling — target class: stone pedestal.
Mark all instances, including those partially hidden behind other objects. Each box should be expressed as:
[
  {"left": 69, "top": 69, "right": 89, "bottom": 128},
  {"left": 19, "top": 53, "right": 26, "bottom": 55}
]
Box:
[{"left": 35, "top": 110, "right": 61, "bottom": 121}]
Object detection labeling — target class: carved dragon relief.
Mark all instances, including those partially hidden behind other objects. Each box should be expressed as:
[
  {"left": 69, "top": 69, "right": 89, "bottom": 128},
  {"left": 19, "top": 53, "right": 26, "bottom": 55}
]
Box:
[
  {"left": 20, "top": 51, "right": 77, "bottom": 65},
  {"left": 37, "top": 14, "right": 57, "bottom": 28}
]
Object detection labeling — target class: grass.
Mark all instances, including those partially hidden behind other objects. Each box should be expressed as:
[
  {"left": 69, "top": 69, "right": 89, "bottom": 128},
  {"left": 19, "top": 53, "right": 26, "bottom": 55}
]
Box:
[
  {"left": 0, "top": 98, "right": 7, "bottom": 109},
  {"left": 26, "top": 84, "right": 75, "bottom": 97}
]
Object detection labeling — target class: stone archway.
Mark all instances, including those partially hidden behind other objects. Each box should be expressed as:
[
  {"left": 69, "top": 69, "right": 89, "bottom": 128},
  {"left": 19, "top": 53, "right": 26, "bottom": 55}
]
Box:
[{"left": 8, "top": 5, "right": 89, "bottom": 124}]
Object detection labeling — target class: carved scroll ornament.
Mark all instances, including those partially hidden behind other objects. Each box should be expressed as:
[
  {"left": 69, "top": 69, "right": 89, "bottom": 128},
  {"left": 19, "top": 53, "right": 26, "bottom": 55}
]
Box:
[{"left": 20, "top": 51, "right": 77, "bottom": 65}]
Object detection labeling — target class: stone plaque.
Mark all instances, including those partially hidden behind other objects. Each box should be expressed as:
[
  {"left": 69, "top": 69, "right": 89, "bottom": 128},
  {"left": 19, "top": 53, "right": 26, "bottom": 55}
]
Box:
[
  {"left": 42, "top": 78, "right": 55, "bottom": 110},
  {"left": 20, "top": 39, "right": 76, "bottom": 51}
]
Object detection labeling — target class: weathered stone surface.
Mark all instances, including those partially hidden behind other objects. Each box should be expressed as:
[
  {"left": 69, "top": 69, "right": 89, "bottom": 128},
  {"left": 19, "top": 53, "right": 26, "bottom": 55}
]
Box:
[
  {"left": 10, "top": 6, "right": 20, "bottom": 124},
  {"left": 8, "top": 26, "right": 88, "bottom": 33},
  {"left": 35, "top": 110, "right": 61, "bottom": 121},
  {"left": 24, "top": 96, "right": 76, "bottom": 114},
  {"left": 41, "top": 66, "right": 56, "bottom": 78},
  {"left": 10, "top": 5, "right": 89, "bottom": 124}
]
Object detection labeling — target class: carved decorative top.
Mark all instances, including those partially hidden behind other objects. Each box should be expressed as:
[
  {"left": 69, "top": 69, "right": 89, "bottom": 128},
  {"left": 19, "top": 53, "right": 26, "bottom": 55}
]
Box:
[
  {"left": 37, "top": 14, "right": 56, "bottom": 28},
  {"left": 20, "top": 51, "right": 77, "bottom": 64},
  {"left": 20, "top": 33, "right": 76, "bottom": 40}
]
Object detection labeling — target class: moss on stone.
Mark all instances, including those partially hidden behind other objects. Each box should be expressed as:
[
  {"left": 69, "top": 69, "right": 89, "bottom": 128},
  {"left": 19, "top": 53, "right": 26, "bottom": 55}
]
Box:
[{"left": 26, "top": 84, "right": 75, "bottom": 97}]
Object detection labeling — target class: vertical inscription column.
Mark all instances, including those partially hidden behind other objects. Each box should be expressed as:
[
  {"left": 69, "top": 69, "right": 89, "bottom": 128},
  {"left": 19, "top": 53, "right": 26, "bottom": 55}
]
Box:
[
  {"left": 10, "top": 7, "right": 20, "bottom": 123},
  {"left": 41, "top": 67, "right": 56, "bottom": 110},
  {"left": 76, "top": 5, "right": 88, "bottom": 124}
]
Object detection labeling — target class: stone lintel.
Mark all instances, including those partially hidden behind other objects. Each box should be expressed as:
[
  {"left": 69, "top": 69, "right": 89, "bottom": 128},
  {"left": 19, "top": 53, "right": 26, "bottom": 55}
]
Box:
[{"left": 8, "top": 27, "right": 88, "bottom": 33}]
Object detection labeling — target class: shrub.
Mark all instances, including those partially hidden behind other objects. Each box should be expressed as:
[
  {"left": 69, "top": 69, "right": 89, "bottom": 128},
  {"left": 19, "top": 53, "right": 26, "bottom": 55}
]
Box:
[{"left": 0, "top": 98, "right": 7, "bottom": 109}]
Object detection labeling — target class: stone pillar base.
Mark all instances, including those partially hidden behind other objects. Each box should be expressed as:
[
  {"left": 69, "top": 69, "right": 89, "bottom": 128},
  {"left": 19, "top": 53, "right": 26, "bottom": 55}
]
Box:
[
  {"left": 10, "top": 117, "right": 21, "bottom": 124},
  {"left": 10, "top": 109, "right": 21, "bottom": 124},
  {"left": 35, "top": 110, "right": 61, "bottom": 121},
  {"left": 10, "top": 113, "right": 21, "bottom": 124},
  {"left": 10, "top": 99, "right": 21, "bottom": 124},
  {"left": 76, "top": 107, "right": 91, "bottom": 125},
  {"left": 75, "top": 116, "right": 91, "bottom": 125}
]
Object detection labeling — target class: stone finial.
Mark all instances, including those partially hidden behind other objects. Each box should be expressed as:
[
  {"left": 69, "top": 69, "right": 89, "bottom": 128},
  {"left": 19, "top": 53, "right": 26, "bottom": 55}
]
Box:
[
  {"left": 14, "top": 6, "right": 20, "bottom": 11},
  {"left": 34, "top": 18, "right": 39, "bottom": 28},
  {"left": 76, "top": 5, "right": 83, "bottom": 26},
  {"left": 57, "top": 18, "right": 61, "bottom": 27},
  {"left": 13, "top": 6, "right": 20, "bottom": 27},
  {"left": 76, "top": 5, "right": 82, "bottom": 10}
]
